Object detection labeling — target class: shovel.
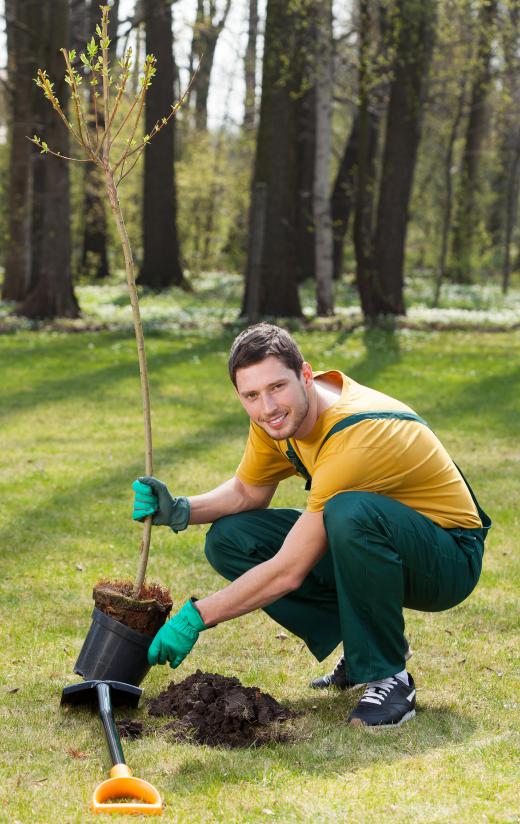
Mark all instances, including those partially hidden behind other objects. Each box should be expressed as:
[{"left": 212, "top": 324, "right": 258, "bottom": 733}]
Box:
[{"left": 61, "top": 680, "right": 162, "bottom": 815}]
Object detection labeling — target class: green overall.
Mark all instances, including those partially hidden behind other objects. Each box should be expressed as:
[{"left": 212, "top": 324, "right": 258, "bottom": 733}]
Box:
[{"left": 204, "top": 412, "right": 491, "bottom": 683}]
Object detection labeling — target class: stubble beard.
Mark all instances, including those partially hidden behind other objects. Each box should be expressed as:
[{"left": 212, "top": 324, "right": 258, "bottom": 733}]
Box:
[{"left": 259, "top": 386, "right": 310, "bottom": 441}]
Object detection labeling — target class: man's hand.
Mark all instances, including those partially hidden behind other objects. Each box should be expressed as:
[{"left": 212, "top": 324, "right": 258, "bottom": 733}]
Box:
[
  {"left": 147, "top": 599, "right": 207, "bottom": 668},
  {"left": 132, "top": 477, "right": 190, "bottom": 533}
]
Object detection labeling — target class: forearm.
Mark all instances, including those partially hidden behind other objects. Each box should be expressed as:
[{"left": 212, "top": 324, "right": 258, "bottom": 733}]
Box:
[
  {"left": 195, "top": 510, "right": 327, "bottom": 625},
  {"left": 188, "top": 476, "right": 276, "bottom": 525},
  {"left": 196, "top": 556, "right": 295, "bottom": 625}
]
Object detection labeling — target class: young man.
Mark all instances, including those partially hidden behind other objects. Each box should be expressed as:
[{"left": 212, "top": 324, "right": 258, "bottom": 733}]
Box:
[{"left": 132, "top": 323, "right": 490, "bottom": 728}]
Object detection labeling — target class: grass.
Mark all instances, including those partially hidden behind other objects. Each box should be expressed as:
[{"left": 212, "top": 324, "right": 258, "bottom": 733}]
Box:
[{"left": 0, "top": 286, "right": 519, "bottom": 822}]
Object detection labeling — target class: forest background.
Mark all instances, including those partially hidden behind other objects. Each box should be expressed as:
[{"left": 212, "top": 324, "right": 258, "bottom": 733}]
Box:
[{"left": 1, "top": 0, "right": 520, "bottom": 325}]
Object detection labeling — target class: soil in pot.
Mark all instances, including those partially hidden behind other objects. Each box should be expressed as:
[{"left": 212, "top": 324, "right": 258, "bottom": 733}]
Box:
[
  {"left": 93, "top": 579, "right": 173, "bottom": 637},
  {"left": 144, "top": 670, "right": 296, "bottom": 748}
]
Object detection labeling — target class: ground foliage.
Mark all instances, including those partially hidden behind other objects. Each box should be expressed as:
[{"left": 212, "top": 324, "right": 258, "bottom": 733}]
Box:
[{"left": 0, "top": 312, "right": 518, "bottom": 821}]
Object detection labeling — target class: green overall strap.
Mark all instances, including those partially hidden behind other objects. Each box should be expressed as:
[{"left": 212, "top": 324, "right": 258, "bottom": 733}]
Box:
[{"left": 285, "top": 410, "right": 492, "bottom": 536}]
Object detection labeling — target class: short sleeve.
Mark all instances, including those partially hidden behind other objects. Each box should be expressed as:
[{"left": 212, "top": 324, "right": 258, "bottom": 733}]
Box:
[{"left": 236, "top": 423, "right": 297, "bottom": 487}]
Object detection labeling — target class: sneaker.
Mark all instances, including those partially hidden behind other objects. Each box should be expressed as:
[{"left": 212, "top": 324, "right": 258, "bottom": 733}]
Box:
[
  {"left": 348, "top": 673, "right": 416, "bottom": 728},
  {"left": 310, "top": 642, "right": 413, "bottom": 691},
  {"left": 310, "top": 656, "right": 358, "bottom": 690}
]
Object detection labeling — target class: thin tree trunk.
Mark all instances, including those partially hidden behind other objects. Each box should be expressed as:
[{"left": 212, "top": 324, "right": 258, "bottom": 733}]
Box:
[
  {"left": 353, "top": 0, "right": 382, "bottom": 319},
  {"left": 502, "top": 131, "right": 520, "bottom": 294},
  {"left": 313, "top": 0, "right": 334, "bottom": 315},
  {"left": 450, "top": 0, "right": 497, "bottom": 283},
  {"left": 331, "top": 114, "right": 358, "bottom": 282},
  {"left": 243, "top": 0, "right": 258, "bottom": 131},
  {"left": 139, "top": 0, "right": 185, "bottom": 289},
  {"left": 190, "top": 0, "right": 232, "bottom": 131},
  {"left": 433, "top": 80, "right": 466, "bottom": 306}
]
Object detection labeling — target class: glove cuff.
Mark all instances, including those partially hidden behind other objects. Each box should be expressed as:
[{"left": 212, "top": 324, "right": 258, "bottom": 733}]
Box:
[
  {"left": 185, "top": 597, "right": 208, "bottom": 631},
  {"left": 169, "top": 496, "right": 190, "bottom": 533}
]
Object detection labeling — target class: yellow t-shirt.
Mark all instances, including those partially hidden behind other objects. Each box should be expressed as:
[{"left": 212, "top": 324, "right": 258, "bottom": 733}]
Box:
[{"left": 236, "top": 370, "right": 481, "bottom": 530}]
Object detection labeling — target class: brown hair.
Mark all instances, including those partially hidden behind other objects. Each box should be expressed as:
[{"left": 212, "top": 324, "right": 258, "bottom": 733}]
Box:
[{"left": 228, "top": 323, "right": 304, "bottom": 386}]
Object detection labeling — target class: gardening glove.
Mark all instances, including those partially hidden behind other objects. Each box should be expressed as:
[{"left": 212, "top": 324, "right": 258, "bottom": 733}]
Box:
[
  {"left": 147, "top": 598, "right": 207, "bottom": 668},
  {"left": 132, "top": 476, "right": 190, "bottom": 533}
]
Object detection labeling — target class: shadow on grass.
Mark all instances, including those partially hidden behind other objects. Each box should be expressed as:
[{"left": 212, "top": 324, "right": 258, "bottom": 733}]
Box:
[
  {"left": 0, "top": 331, "right": 235, "bottom": 421},
  {"left": 0, "top": 405, "right": 245, "bottom": 557},
  {"left": 163, "top": 703, "right": 476, "bottom": 791}
]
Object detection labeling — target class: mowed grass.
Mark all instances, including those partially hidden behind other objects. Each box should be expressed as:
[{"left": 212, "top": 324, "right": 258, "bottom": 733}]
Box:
[{"left": 0, "top": 322, "right": 519, "bottom": 823}]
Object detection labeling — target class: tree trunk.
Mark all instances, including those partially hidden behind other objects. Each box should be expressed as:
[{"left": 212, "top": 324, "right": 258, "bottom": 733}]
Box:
[
  {"left": 78, "top": 0, "right": 114, "bottom": 281},
  {"left": 353, "top": 0, "right": 384, "bottom": 319},
  {"left": 138, "top": 0, "right": 185, "bottom": 290},
  {"left": 502, "top": 131, "right": 520, "bottom": 294},
  {"left": 331, "top": 114, "right": 358, "bottom": 282},
  {"left": 243, "top": 0, "right": 258, "bottom": 131},
  {"left": 450, "top": 0, "right": 497, "bottom": 283},
  {"left": 433, "top": 80, "right": 466, "bottom": 306},
  {"left": 2, "top": 0, "right": 36, "bottom": 302},
  {"left": 369, "top": 0, "right": 436, "bottom": 318},
  {"left": 313, "top": 0, "right": 334, "bottom": 315},
  {"left": 17, "top": 1, "right": 79, "bottom": 319},
  {"left": 190, "top": 0, "right": 232, "bottom": 131},
  {"left": 242, "top": 0, "right": 304, "bottom": 318}
]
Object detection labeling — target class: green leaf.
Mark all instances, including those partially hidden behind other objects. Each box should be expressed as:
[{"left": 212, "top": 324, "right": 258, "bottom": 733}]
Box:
[
  {"left": 87, "top": 36, "right": 98, "bottom": 57},
  {"left": 80, "top": 53, "right": 90, "bottom": 66},
  {"left": 41, "top": 141, "right": 49, "bottom": 154},
  {"left": 68, "top": 49, "right": 76, "bottom": 61}
]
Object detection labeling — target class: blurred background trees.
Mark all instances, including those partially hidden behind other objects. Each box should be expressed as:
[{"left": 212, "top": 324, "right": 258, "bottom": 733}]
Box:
[{"left": 0, "top": 0, "right": 519, "bottom": 323}]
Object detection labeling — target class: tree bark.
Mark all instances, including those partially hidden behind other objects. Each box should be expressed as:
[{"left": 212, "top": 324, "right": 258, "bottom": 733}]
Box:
[
  {"left": 243, "top": 0, "right": 258, "bottom": 131},
  {"left": 450, "top": 0, "right": 497, "bottom": 283},
  {"left": 242, "top": 0, "right": 305, "bottom": 318},
  {"left": 313, "top": 0, "right": 334, "bottom": 315},
  {"left": 331, "top": 114, "right": 358, "bottom": 282},
  {"left": 369, "top": 0, "right": 436, "bottom": 318},
  {"left": 138, "top": 0, "right": 185, "bottom": 289},
  {"left": 190, "top": 0, "right": 232, "bottom": 131},
  {"left": 2, "top": 0, "right": 36, "bottom": 302},
  {"left": 353, "top": 0, "right": 384, "bottom": 318},
  {"left": 17, "top": 0, "right": 79, "bottom": 319}
]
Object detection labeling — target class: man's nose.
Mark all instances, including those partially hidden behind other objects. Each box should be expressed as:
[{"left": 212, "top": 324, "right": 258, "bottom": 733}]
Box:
[{"left": 260, "top": 393, "right": 277, "bottom": 415}]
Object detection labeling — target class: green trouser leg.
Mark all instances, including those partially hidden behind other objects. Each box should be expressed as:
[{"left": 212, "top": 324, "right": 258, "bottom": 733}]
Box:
[
  {"left": 204, "top": 508, "right": 342, "bottom": 661},
  {"left": 323, "top": 492, "right": 485, "bottom": 683}
]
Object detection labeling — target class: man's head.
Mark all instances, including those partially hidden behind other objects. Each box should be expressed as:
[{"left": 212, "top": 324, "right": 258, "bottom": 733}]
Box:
[
  {"left": 229, "top": 324, "right": 314, "bottom": 440},
  {"left": 228, "top": 323, "right": 304, "bottom": 387}
]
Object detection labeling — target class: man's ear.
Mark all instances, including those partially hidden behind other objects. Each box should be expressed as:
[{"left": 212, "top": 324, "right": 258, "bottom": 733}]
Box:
[{"left": 301, "top": 362, "right": 313, "bottom": 385}]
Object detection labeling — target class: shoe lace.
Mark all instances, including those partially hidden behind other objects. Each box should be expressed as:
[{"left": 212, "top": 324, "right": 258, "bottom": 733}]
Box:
[{"left": 359, "top": 677, "right": 399, "bottom": 706}]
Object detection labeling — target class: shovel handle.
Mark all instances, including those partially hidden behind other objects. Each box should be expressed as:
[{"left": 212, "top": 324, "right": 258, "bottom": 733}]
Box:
[{"left": 96, "top": 682, "right": 125, "bottom": 766}]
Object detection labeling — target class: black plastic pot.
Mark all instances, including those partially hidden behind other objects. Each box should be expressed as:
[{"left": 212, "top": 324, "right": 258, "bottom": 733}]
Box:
[{"left": 74, "top": 608, "right": 151, "bottom": 687}]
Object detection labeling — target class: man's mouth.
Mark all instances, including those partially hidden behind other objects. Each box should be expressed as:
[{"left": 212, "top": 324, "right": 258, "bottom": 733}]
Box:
[{"left": 263, "top": 412, "right": 288, "bottom": 429}]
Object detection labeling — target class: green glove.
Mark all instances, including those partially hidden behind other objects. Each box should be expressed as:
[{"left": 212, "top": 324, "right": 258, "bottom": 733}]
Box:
[
  {"left": 147, "top": 599, "right": 207, "bottom": 668},
  {"left": 132, "top": 476, "right": 190, "bottom": 533}
]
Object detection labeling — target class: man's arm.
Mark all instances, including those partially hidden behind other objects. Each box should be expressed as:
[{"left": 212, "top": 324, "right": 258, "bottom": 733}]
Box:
[
  {"left": 194, "top": 510, "right": 327, "bottom": 624},
  {"left": 188, "top": 475, "right": 277, "bottom": 524}
]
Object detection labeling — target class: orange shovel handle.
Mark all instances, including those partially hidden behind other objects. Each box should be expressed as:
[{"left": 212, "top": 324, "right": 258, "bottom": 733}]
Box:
[{"left": 91, "top": 763, "right": 163, "bottom": 815}]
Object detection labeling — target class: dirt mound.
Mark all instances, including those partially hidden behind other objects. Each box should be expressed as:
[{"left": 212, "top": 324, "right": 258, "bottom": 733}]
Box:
[{"left": 146, "top": 670, "right": 295, "bottom": 748}]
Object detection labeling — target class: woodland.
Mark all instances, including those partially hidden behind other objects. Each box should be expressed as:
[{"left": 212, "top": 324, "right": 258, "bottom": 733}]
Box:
[{"left": 1, "top": 0, "right": 519, "bottom": 325}]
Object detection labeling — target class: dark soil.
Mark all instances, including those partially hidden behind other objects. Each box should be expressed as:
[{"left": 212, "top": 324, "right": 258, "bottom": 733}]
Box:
[
  {"left": 146, "top": 670, "right": 295, "bottom": 748},
  {"left": 93, "top": 579, "right": 172, "bottom": 637},
  {"left": 117, "top": 719, "right": 144, "bottom": 739}
]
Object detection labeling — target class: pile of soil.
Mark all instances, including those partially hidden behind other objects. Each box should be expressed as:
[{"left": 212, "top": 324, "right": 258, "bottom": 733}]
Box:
[
  {"left": 146, "top": 670, "right": 295, "bottom": 748},
  {"left": 93, "top": 579, "right": 172, "bottom": 637}
]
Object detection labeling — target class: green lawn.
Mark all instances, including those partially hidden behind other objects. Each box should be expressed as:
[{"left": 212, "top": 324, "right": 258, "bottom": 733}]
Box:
[{"left": 0, "top": 320, "right": 518, "bottom": 823}]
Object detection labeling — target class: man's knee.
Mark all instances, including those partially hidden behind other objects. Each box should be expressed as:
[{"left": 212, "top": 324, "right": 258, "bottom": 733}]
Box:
[
  {"left": 324, "top": 491, "right": 379, "bottom": 537},
  {"left": 204, "top": 515, "right": 237, "bottom": 575}
]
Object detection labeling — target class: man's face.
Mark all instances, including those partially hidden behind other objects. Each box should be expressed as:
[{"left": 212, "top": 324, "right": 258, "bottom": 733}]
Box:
[{"left": 235, "top": 356, "right": 313, "bottom": 440}]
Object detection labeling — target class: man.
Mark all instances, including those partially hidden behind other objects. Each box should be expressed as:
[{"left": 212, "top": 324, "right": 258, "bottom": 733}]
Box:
[{"left": 132, "top": 323, "right": 490, "bottom": 728}]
